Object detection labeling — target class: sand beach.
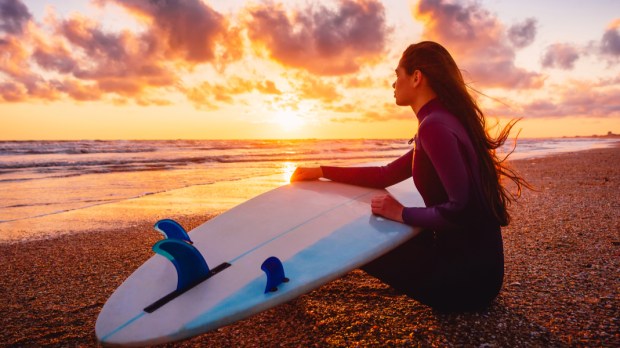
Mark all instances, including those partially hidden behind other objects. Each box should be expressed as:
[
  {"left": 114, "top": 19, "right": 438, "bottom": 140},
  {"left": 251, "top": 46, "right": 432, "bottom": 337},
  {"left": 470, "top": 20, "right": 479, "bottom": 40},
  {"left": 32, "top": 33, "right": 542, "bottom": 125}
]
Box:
[{"left": 1, "top": 145, "right": 618, "bottom": 347}]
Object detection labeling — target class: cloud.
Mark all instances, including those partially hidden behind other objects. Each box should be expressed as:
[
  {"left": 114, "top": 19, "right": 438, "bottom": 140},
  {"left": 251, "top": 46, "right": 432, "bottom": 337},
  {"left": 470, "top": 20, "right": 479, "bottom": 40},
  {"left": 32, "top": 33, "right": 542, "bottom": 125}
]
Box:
[
  {"left": 539, "top": 19, "right": 620, "bottom": 71},
  {"left": 507, "top": 18, "right": 537, "bottom": 49},
  {"left": 541, "top": 43, "right": 581, "bottom": 70},
  {"left": 0, "top": 81, "right": 24, "bottom": 101},
  {"left": 184, "top": 77, "right": 281, "bottom": 109},
  {"left": 0, "top": 0, "right": 31, "bottom": 35},
  {"left": 413, "top": 0, "right": 544, "bottom": 89},
  {"left": 51, "top": 15, "right": 177, "bottom": 98},
  {"left": 0, "top": 74, "right": 61, "bottom": 102},
  {"left": 54, "top": 79, "right": 101, "bottom": 101},
  {"left": 344, "top": 77, "right": 374, "bottom": 88},
  {"left": 600, "top": 19, "right": 620, "bottom": 59},
  {"left": 291, "top": 73, "right": 342, "bottom": 103},
  {"left": 594, "top": 74, "right": 620, "bottom": 87},
  {"left": 0, "top": 0, "right": 245, "bottom": 104},
  {"left": 331, "top": 102, "right": 412, "bottom": 123},
  {"left": 524, "top": 89, "right": 620, "bottom": 118},
  {"left": 246, "top": 0, "right": 390, "bottom": 75},
  {"left": 0, "top": 35, "right": 30, "bottom": 78},
  {"left": 32, "top": 45, "right": 77, "bottom": 75},
  {"left": 1, "top": 0, "right": 388, "bottom": 105},
  {"left": 104, "top": 0, "right": 236, "bottom": 63},
  {"left": 58, "top": 17, "right": 128, "bottom": 62},
  {"left": 328, "top": 96, "right": 413, "bottom": 123},
  {"left": 487, "top": 78, "right": 620, "bottom": 119}
]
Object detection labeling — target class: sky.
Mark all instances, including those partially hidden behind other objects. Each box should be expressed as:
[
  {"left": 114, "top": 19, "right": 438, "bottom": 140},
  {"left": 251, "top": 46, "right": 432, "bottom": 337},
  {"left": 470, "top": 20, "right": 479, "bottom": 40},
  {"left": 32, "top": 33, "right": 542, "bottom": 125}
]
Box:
[{"left": 0, "top": 0, "right": 619, "bottom": 140}]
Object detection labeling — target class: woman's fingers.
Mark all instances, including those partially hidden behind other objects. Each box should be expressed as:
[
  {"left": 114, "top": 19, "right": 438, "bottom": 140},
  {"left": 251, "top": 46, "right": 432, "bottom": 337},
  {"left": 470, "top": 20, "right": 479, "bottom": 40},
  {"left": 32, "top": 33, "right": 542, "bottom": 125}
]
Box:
[
  {"left": 290, "top": 167, "right": 322, "bottom": 182},
  {"left": 371, "top": 194, "right": 387, "bottom": 212},
  {"left": 370, "top": 194, "right": 403, "bottom": 222}
]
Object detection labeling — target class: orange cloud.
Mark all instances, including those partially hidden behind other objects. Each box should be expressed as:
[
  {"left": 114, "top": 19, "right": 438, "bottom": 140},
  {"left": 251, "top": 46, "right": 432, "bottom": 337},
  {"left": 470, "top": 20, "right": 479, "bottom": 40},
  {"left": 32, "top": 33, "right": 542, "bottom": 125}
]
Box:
[
  {"left": 341, "top": 76, "right": 379, "bottom": 89},
  {"left": 0, "top": 0, "right": 391, "bottom": 105},
  {"left": 0, "top": 81, "right": 24, "bottom": 101},
  {"left": 32, "top": 41, "right": 76, "bottom": 74},
  {"left": 330, "top": 100, "right": 413, "bottom": 123},
  {"left": 0, "top": 36, "right": 30, "bottom": 78},
  {"left": 0, "top": 33, "right": 61, "bottom": 101},
  {"left": 291, "top": 73, "right": 342, "bottom": 103},
  {"left": 0, "top": 0, "right": 242, "bottom": 104},
  {"left": 331, "top": 110, "right": 411, "bottom": 123},
  {"left": 56, "top": 15, "right": 178, "bottom": 98},
  {"left": 184, "top": 77, "right": 281, "bottom": 109},
  {"left": 55, "top": 79, "right": 101, "bottom": 101},
  {"left": 246, "top": 0, "right": 390, "bottom": 75},
  {"left": 413, "top": 0, "right": 544, "bottom": 89}
]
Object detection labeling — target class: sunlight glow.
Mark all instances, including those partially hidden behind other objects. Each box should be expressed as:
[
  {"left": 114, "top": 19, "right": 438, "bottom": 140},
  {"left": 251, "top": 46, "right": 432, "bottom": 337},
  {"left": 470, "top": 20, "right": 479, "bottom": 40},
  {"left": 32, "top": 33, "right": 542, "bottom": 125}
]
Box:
[
  {"left": 282, "top": 161, "right": 297, "bottom": 183},
  {"left": 273, "top": 109, "right": 305, "bottom": 132}
]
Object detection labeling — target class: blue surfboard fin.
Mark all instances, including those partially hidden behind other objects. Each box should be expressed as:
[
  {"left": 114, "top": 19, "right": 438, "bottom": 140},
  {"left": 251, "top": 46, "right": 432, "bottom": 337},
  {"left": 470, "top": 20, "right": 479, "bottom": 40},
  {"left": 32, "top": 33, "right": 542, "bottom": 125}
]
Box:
[
  {"left": 145, "top": 239, "right": 231, "bottom": 313},
  {"left": 152, "top": 239, "right": 210, "bottom": 291},
  {"left": 154, "top": 219, "right": 193, "bottom": 244},
  {"left": 261, "top": 256, "right": 289, "bottom": 293}
]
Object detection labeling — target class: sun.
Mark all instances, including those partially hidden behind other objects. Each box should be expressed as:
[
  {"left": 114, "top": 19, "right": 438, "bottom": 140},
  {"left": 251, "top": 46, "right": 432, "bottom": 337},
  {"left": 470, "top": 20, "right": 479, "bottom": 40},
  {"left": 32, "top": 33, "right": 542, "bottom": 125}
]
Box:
[{"left": 273, "top": 109, "right": 305, "bottom": 132}]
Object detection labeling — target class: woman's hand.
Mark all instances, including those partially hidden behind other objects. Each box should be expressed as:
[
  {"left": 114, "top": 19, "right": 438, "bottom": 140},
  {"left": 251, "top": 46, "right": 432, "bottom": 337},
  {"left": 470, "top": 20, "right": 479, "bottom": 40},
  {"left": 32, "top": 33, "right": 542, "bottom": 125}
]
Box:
[
  {"left": 290, "top": 167, "right": 323, "bottom": 182},
  {"left": 371, "top": 194, "right": 404, "bottom": 222}
]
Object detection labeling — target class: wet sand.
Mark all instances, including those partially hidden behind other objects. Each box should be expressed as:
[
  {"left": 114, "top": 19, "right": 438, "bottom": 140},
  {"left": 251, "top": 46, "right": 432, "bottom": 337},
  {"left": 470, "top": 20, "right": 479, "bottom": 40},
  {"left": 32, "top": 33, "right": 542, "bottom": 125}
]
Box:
[{"left": 1, "top": 145, "right": 619, "bottom": 347}]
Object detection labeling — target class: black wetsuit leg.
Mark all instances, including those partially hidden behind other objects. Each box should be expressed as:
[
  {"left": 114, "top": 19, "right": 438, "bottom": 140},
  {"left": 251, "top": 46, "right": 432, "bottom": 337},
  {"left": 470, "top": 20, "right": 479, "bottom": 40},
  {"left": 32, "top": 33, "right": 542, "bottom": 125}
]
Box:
[{"left": 361, "top": 226, "right": 504, "bottom": 312}]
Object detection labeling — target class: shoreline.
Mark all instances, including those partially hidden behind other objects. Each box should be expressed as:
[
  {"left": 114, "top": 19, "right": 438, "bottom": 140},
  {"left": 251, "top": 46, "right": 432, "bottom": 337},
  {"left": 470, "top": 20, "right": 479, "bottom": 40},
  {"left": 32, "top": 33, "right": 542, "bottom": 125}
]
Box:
[
  {"left": 2, "top": 138, "right": 618, "bottom": 245},
  {"left": 2, "top": 145, "right": 619, "bottom": 346}
]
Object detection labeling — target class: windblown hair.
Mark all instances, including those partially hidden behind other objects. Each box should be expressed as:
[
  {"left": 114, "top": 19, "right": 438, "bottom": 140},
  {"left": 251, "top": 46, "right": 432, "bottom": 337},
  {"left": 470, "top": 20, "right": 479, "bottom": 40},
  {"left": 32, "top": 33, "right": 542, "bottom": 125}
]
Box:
[{"left": 400, "top": 41, "right": 531, "bottom": 226}]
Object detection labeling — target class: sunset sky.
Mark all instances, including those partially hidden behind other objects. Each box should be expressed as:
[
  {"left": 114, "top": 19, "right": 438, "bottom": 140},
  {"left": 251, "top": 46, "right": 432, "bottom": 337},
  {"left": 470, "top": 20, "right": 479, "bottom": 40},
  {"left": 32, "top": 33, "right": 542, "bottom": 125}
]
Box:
[{"left": 1, "top": 0, "right": 619, "bottom": 140}]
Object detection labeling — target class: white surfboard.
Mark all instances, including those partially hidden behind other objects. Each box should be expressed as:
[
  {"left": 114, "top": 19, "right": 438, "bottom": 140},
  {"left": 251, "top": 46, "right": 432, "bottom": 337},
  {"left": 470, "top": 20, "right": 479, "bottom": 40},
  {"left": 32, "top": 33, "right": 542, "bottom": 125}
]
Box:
[{"left": 96, "top": 179, "right": 424, "bottom": 346}]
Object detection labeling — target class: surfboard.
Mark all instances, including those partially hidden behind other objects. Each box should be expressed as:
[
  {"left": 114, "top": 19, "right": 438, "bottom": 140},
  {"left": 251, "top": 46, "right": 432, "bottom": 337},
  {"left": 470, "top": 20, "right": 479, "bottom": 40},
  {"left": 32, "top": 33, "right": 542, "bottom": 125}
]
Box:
[{"left": 96, "top": 179, "right": 424, "bottom": 346}]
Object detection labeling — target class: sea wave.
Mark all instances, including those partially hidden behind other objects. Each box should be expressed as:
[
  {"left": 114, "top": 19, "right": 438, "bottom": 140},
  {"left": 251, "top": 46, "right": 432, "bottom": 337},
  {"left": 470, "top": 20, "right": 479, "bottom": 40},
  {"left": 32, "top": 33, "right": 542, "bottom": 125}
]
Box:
[
  {"left": 0, "top": 139, "right": 411, "bottom": 176},
  {"left": 0, "top": 140, "right": 158, "bottom": 155},
  {"left": 0, "top": 138, "right": 615, "bottom": 183}
]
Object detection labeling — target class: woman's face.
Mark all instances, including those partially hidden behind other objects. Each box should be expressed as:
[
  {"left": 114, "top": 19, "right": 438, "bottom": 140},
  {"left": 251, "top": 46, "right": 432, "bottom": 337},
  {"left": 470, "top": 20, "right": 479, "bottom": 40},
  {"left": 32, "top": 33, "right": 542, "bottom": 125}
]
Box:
[{"left": 392, "top": 66, "right": 415, "bottom": 106}]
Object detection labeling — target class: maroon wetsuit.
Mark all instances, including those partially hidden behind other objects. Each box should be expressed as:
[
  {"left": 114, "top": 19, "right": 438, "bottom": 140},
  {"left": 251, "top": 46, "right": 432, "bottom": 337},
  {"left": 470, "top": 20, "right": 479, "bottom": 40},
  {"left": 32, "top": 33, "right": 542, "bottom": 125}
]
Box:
[{"left": 321, "top": 99, "right": 504, "bottom": 311}]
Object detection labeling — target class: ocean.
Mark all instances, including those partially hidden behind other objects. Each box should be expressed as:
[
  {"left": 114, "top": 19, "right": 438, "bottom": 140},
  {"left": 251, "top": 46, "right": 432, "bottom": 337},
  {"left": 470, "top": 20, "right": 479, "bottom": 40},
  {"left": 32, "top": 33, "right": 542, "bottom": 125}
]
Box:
[{"left": 0, "top": 138, "right": 616, "bottom": 243}]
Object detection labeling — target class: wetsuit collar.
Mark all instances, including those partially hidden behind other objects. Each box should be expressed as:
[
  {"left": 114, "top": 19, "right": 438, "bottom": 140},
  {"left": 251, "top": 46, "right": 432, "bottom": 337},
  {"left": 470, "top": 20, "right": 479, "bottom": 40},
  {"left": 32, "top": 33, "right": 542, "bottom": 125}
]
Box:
[{"left": 415, "top": 98, "right": 443, "bottom": 123}]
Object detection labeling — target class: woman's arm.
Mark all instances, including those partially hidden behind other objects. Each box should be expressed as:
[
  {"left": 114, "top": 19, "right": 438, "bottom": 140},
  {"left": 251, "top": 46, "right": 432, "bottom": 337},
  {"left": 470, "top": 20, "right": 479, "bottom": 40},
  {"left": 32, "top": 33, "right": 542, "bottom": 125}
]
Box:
[
  {"left": 291, "top": 149, "right": 414, "bottom": 188},
  {"left": 319, "top": 149, "right": 414, "bottom": 189},
  {"left": 290, "top": 150, "right": 414, "bottom": 223}
]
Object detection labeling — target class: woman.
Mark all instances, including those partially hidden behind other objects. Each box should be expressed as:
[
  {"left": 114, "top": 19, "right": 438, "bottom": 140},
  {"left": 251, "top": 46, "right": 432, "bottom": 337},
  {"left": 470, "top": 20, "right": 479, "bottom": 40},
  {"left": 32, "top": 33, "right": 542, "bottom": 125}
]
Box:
[{"left": 290, "top": 41, "right": 529, "bottom": 312}]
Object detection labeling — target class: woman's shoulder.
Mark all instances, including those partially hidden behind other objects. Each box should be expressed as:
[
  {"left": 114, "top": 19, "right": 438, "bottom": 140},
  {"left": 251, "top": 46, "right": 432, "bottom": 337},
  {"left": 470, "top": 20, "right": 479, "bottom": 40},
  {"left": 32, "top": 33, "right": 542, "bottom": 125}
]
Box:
[
  {"left": 418, "top": 107, "right": 472, "bottom": 149},
  {"left": 419, "top": 108, "right": 462, "bottom": 133}
]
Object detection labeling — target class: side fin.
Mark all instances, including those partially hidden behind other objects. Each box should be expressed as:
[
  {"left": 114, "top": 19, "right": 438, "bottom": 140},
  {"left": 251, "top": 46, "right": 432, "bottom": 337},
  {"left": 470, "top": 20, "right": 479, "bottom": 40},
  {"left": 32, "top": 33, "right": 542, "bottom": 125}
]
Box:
[
  {"left": 154, "top": 219, "right": 193, "bottom": 244},
  {"left": 152, "top": 239, "right": 210, "bottom": 291},
  {"left": 261, "top": 256, "right": 289, "bottom": 293},
  {"left": 144, "top": 240, "right": 231, "bottom": 313}
]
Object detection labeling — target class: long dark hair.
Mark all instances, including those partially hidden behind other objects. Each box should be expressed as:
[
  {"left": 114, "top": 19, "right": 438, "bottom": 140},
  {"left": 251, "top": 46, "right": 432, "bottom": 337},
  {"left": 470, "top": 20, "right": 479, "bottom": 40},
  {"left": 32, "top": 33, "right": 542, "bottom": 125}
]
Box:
[{"left": 400, "top": 41, "right": 530, "bottom": 226}]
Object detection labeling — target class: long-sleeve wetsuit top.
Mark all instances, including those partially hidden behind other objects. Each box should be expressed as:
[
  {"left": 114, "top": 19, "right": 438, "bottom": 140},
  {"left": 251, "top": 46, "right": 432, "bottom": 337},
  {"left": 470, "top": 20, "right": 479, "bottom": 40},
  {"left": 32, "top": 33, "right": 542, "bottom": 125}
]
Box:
[
  {"left": 322, "top": 98, "right": 495, "bottom": 230},
  {"left": 320, "top": 98, "right": 504, "bottom": 305}
]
